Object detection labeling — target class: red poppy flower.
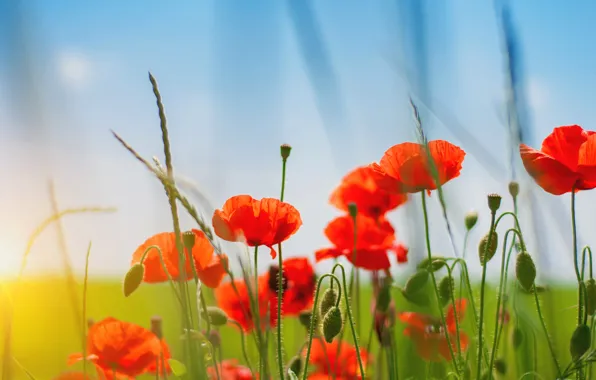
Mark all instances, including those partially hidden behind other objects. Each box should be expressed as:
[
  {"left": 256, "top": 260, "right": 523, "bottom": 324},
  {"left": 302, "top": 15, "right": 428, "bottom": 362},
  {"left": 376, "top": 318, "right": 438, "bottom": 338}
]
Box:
[
  {"left": 370, "top": 140, "right": 465, "bottom": 194},
  {"left": 216, "top": 276, "right": 272, "bottom": 332},
  {"left": 305, "top": 340, "right": 369, "bottom": 379},
  {"left": 52, "top": 373, "right": 94, "bottom": 380},
  {"left": 330, "top": 166, "right": 408, "bottom": 219},
  {"left": 398, "top": 299, "right": 469, "bottom": 362},
  {"left": 315, "top": 215, "right": 408, "bottom": 270},
  {"left": 520, "top": 125, "right": 596, "bottom": 195},
  {"left": 208, "top": 360, "right": 254, "bottom": 380},
  {"left": 268, "top": 257, "right": 316, "bottom": 319},
  {"left": 130, "top": 229, "right": 227, "bottom": 288},
  {"left": 68, "top": 317, "right": 163, "bottom": 378},
  {"left": 213, "top": 195, "right": 302, "bottom": 258}
]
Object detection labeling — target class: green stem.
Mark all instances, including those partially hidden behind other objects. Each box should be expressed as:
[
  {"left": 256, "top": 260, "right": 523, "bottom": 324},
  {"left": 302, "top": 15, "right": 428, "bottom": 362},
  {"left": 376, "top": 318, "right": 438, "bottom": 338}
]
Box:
[
  {"left": 420, "top": 192, "right": 458, "bottom": 373},
  {"left": 82, "top": 242, "right": 92, "bottom": 378},
  {"left": 476, "top": 210, "right": 496, "bottom": 379},
  {"left": 533, "top": 280, "right": 562, "bottom": 375},
  {"left": 277, "top": 154, "right": 288, "bottom": 380},
  {"left": 444, "top": 264, "right": 462, "bottom": 359},
  {"left": 230, "top": 320, "right": 255, "bottom": 377},
  {"left": 253, "top": 246, "right": 265, "bottom": 376},
  {"left": 457, "top": 230, "right": 470, "bottom": 304}
]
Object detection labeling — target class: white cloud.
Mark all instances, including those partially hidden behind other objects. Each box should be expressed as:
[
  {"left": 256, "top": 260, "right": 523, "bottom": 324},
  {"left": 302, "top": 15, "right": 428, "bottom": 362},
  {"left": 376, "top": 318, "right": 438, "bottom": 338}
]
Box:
[{"left": 56, "top": 51, "right": 94, "bottom": 90}]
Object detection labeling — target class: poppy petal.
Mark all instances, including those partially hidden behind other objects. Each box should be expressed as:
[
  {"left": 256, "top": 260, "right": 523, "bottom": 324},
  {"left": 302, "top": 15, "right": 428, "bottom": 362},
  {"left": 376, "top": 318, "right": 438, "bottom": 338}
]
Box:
[
  {"left": 314, "top": 248, "right": 344, "bottom": 262},
  {"left": 197, "top": 254, "right": 228, "bottom": 288},
  {"left": 540, "top": 125, "right": 587, "bottom": 171},
  {"left": 520, "top": 144, "right": 579, "bottom": 195},
  {"left": 446, "top": 299, "right": 467, "bottom": 332},
  {"left": 577, "top": 134, "right": 596, "bottom": 184},
  {"left": 398, "top": 312, "right": 436, "bottom": 330}
]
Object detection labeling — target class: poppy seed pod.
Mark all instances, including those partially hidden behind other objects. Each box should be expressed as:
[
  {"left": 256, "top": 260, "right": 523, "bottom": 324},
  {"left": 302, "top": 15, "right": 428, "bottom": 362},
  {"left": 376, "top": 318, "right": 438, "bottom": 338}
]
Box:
[
  {"left": 323, "top": 306, "right": 343, "bottom": 343},
  {"left": 280, "top": 144, "right": 292, "bottom": 160},
  {"left": 404, "top": 270, "right": 430, "bottom": 295},
  {"left": 478, "top": 231, "right": 498, "bottom": 265},
  {"left": 586, "top": 279, "right": 596, "bottom": 316},
  {"left": 487, "top": 193, "right": 502, "bottom": 213},
  {"left": 298, "top": 310, "right": 314, "bottom": 329},
  {"left": 202, "top": 306, "right": 229, "bottom": 326},
  {"left": 182, "top": 231, "right": 196, "bottom": 251},
  {"left": 288, "top": 355, "right": 302, "bottom": 377},
  {"left": 570, "top": 324, "right": 591, "bottom": 360},
  {"left": 465, "top": 211, "right": 478, "bottom": 231},
  {"left": 417, "top": 256, "right": 446, "bottom": 272},
  {"left": 150, "top": 316, "right": 163, "bottom": 339},
  {"left": 516, "top": 252, "right": 536, "bottom": 292},
  {"left": 512, "top": 326, "right": 524, "bottom": 349},
  {"left": 123, "top": 263, "right": 145, "bottom": 297},
  {"left": 320, "top": 288, "right": 338, "bottom": 317},
  {"left": 347, "top": 202, "right": 358, "bottom": 218},
  {"left": 267, "top": 265, "right": 288, "bottom": 294},
  {"left": 439, "top": 276, "right": 455, "bottom": 307},
  {"left": 508, "top": 181, "right": 520, "bottom": 198}
]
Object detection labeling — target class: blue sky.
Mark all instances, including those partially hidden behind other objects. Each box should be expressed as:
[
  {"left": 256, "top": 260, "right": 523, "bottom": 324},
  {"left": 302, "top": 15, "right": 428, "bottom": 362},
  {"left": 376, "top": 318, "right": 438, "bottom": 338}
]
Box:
[{"left": 1, "top": 0, "right": 596, "bottom": 282}]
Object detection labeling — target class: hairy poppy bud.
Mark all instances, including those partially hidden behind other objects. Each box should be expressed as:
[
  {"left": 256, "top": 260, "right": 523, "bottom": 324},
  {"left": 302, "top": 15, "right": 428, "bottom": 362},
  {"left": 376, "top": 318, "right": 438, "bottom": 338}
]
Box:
[
  {"left": 323, "top": 307, "right": 343, "bottom": 343},
  {"left": 280, "top": 144, "right": 292, "bottom": 160},
  {"left": 404, "top": 270, "right": 430, "bottom": 295},
  {"left": 400, "top": 287, "right": 430, "bottom": 307},
  {"left": 347, "top": 202, "right": 358, "bottom": 218},
  {"left": 487, "top": 193, "right": 502, "bottom": 213},
  {"left": 288, "top": 355, "right": 302, "bottom": 376},
  {"left": 267, "top": 265, "right": 288, "bottom": 294},
  {"left": 123, "top": 263, "right": 144, "bottom": 297},
  {"left": 202, "top": 306, "right": 229, "bottom": 326},
  {"left": 299, "top": 310, "right": 314, "bottom": 329},
  {"left": 150, "top": 316, "right": 163, "bottom": 339},
  {"left": 494, "top": 358, "right": 507, "bottom": 375},
  {"left": 512, "top": 326, "right": 524, "bottom": 349},
  {"left": 417, "top": 256, "right": 446, "bottom": 272},
  {"left": 320, "top": 288, "right": 338, "bottom": 317},
  {"left": 478, "top": 231, "right": 498, "bottom": 265},
  {"left": 376, "top": 283, "right": 392, "bottom": 313},
  {"left": 570, "top": 324, "right": 591, "bottom": 360},
  {"left": 516, "top": 252, "right": 536, "bottom": 292},
  {"left": 182, "top": 231, "right": 196, "bottom": 251},
  {"left": 439, "top": 276, "right": 454, "bottom": 307},
  {"left": 206, "top": 329, "right": 221, "bottom": 348},
  {"left": 586, "top": 279, "right": 596, "bottom": 317},
  {"left": 465, "top": 211, "right": 478, "bottom": 231},
  {"left": 508, "top": 181, "right": 520, "bottom": 198}
]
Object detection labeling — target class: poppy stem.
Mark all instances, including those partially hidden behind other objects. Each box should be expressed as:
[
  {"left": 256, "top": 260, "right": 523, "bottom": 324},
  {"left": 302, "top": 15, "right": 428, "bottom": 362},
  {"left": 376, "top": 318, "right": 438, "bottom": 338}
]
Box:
[
  {"left": 82, "top": 242, "right": 92, "bottom": 379},
  {"left": 229, "top": 320, "right": 255, "bottom": 377},
  {"left": 420, "top": 192, "right": 459, "bottom": 374},
  {"left": 276, "top": 152, "right": 289, "bottom": 380},
  {"left": 252, "top": 246, "right": 265, "bottom": 377}
]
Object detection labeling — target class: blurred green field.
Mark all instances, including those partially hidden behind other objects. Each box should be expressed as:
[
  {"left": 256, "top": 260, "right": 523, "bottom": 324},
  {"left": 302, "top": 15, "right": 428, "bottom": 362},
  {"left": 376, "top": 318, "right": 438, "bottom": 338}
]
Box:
[{"left": 0, "top": 276, "right": 587, "bottom": 379}]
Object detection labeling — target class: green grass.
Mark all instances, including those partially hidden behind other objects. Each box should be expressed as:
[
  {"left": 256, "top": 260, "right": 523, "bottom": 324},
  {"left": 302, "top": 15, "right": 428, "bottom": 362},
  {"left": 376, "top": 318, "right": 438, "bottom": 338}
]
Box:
[{"left": 0, "top": 276, "right": 587, "bottom": 379}]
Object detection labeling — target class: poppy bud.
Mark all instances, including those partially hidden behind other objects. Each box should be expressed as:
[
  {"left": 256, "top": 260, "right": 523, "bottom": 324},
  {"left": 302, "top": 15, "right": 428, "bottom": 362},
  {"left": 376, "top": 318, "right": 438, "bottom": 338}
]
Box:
[
  {"left": 570, "top": 324, "right": 591, "bottom": 360},
  {"left": 182, "top": 231, "right": 195, "bottom": 251},
  {"left": 508, "top": 181, "right": 520, "bottom": 198},
  {"left": 494, "top": 358, "right": 507, "bottom": 375},
  {"left": 288, "top": 355, "right": 302, "bottom": 376},
  {"left": 206, "top": 329, "right": 221, "bottom": 348},
  {"left": 323, "top": 307, "right": 343, "bottom": 343},
  {"left": 487, "top": 193, "right": 502, "bottom": 213},
  {"left": 585, "top": 279, "right": 596, "bottom": 317},
  {"left": 516, "top": 252, "right": 536, "bottom": 292},
  {"left": 280, "top": 144, "right": 292, "bottom": 160},
  {"left": 465, "top": 211, "right": 478, "bottom": 231},
  {"left": 202, "top": 306, "right": 229, "bottom": 326},
  {"left": 123, "top": 263, "right": 144, "bottom": 297},
  {"left": 299, "top": 310, "right": 314, "bottom": 329},
  {"left": 320, "top": 288, "right": 338, "bottom": 317},
  {"left": 348, "top": 202, "right": 358, "bottom": 218},
  {"left": 376, "top": 283, "right": 392, "bottom": 313},
  {"left": 478, "top": 231, "right": 498, "bottom": 265},
  {"left": 417, "top": 256, "right": 446, "bottom": 272},
  {"left": 438, "top": 276, "right": 454, "bottom": 307},
  {"left": 267, "top": 265, "right": 288, "bottom": 294},
  {"left": 404, "top": 270, "right": 430, "bottom": 295},
  {"left": 400, "top": 288, "right": 430, "bottom": 307},
  {"left": 512, "top": 326, "right": 524, "bottom": 349},
  {"left": 150, "top": 316, "right": 163, "bottom": 339}
]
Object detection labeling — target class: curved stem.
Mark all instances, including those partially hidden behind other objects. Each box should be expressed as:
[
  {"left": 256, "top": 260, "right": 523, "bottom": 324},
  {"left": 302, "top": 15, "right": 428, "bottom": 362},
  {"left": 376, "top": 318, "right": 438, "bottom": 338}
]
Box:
[
  {"left": 582, "top": 246, "right": 594, "bottom": 281},
  {"left": 302, "top": 274, "right": 342, "bottom": 380},
  {"left": 229, "top": 320, "right": 255, "bottom": 377},
  {"left": 477, "top": 210, "right": 496, "bottom": 379},
  {"left": 533, "top": 284, "right": 562, "bottom": 375},
  {"left": 420, "top": 192, "right": 459, "bottom": 374},
  {"left": 443, "top": 264, "right": 462, "bottom": 358}
]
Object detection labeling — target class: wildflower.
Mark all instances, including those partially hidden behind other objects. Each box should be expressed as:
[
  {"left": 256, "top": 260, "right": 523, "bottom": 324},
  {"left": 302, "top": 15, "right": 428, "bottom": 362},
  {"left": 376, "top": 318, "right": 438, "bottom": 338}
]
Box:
[
  {"left": 329, "top": 166, "right": 408, "bottom": 219},
  {"left": 212, "top": 195, "right": 302, "bottom": 258},
  {"left": 130, "top": 229, "right": 227, "bottom": 288},
  {"left": 216, "top": 277, "right": 271, "bottom": 332},
  {"left": 520, "top": 125, "right": 596, "bottom": 195},
  {"left": 315, "top": 215, "right": 408, "bottom": 270},
  {"left": 304, "top": 340, "right": 369, "bottom": 379},
  {"left": 268, "top": 257, "right": 316, "bottom": 319},
  {"left": 67, "top": 317, "right": 165, "bottom": 378},
  {"left": 208, "top": 359, "right": 253, "bottom": 380},
  {"left": 369, "top": 140, "right": 466, "bottom": 194},
  {"left": 399, "top": 299, "right": 469, "bottom": 362}
]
